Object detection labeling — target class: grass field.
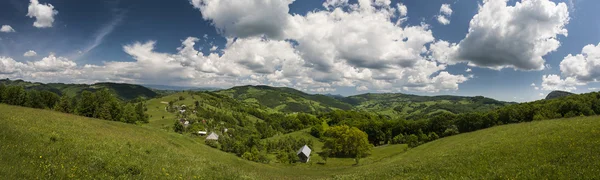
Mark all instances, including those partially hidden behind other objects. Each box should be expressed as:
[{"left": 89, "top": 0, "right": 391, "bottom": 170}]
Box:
[{"left": 2, "top": 104, "right": 600, "bottom": 179}]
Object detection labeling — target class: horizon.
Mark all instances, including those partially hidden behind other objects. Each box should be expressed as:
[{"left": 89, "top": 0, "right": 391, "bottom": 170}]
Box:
[{"left": 1, "top": 0, "right": 600, "bottom": 102}]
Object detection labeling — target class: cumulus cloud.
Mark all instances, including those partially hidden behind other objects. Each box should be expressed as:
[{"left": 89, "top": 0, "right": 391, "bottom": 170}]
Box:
[
  {"left": 27, "top": 0, "right": 58, "bottom": 28},
  {"left": 465, "top": 68, "right": 472, "bottom": 72},
  {"left": 430, "top": 0, "right": 570, "bottom": 71},
  {"left": 23, "top": 50, "right": 37, "bottom": 57},
  {"left": 541, "top": 43, "right": 600, "bottom": 92},
  {"left": 0, "top": 57, "right": 28, "bottom": 74},
  {"left": 436, "top": 4, "right": 452, "bottom": 25},
  {"left": 541, "top": 74, "right": 582, "bottom": 92},
  {"left": 0, "top": 25, "right": 16, "bottom": 33},
  {"left": 190, "top": 0, "right": 294, "bottom": 39},
  {"left": 2, "top": 0, "right": 470, "bottom": 93},
  {"left": 559, "top": 43, "right": 600, "bottom": 82}
]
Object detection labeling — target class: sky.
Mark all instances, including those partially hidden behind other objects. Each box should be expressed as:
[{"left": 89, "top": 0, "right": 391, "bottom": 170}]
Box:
[{"left": 1, "top": 0, "right": 599, "bottom": 102}]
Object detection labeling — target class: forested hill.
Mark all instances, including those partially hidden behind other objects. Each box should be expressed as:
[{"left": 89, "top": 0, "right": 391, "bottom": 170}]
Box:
[
  {"left": 216, "top": 85, "right": 353, "bottom": 113},
  {"left": 545, "top": 90, "right": 574, "bottom": 100},
  {"left": 215, "top": 85, "right": 512, "bottom": 118},
  {"left": 0, "top": 79, "right": 157, "bottom": 101},
  {"left": 341, "top": 93, "right": 513, "bottom": 119}
]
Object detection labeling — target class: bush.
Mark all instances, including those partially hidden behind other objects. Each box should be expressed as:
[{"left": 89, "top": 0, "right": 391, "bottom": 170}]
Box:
[
  {"left": 406, "top": 134, "right": 419, "bottom": 148},
  {"left": 310, "top": 125, "right": 324, "bottom": 138},
  {"left": 391, "top": 134, "right": 405, "bottom": 144},
  {"left": 205, "top": 140, "right": 220, "bottom": 149}
]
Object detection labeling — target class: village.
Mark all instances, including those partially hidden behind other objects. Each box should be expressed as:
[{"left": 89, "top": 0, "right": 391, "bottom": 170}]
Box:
[{"left": 167, "top": 96, "right": 313, "bottom": 163}]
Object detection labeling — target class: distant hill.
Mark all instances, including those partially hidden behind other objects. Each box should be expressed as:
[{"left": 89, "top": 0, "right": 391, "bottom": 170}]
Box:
[
  {"left": 143, "top": 84, "right": 221, "bottom": 91},
  {"left": 0, "top": 79, "right": 157, "bottom": 101},
  {"left": 545, "top": 90, "right": 574, "bottom": 100},
  {"left": 216, "top": 85, "right": 353, "bottom": 113},
  {"left": 338, "top": 93, "right": 512, "bottom": 119},
  {"left": 215, "top": 85, "right": 511, "bottom": 118}
]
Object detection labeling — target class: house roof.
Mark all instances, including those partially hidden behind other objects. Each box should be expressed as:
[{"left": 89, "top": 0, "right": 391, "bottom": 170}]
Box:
[
  {"left": 297, "top": 145, "right": 311, "bottom": 156},
  {"left": 206, "top": 132, "right": 219, "bottom": 140}
]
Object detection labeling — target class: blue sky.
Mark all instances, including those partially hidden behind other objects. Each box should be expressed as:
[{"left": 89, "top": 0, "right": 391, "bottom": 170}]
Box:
[{"left": 1, "top": 0, "right": 599, "bottom": 102}]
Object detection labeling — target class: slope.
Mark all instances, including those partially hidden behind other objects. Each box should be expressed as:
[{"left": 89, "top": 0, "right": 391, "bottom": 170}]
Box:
[
  {"left": 216, "top": 85, "right": 353, "bottom": 113},
  {"left": 342, "top": 93, "right": 512, "bottom": 119},
  {"left": 0, "top": 79, "right": 157, "bottom": 101},
  {"left": 2, "top": 104, "right": 600, "bottom": 179},
  {"left": 545, "top": 90, "right": 575, "bottom": 100}
]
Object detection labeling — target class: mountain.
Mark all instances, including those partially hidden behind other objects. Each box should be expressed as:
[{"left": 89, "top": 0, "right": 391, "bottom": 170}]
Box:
[
  {"left": 143, "top": 84, "right": 221, "bottom": 91},
  {"left": 215, "top": 85, "right": 511, "bottom": 118},
  {"left": 339, "top": 93, "right": 512, "bottom": 119},
  {"left": 0, "top": 79, "right": 157, "bottom": 101},
  {"left": 545, "top": 90, "right": 575, "bottom": 100},
  {"left": 216, "top": 85, "right": 353, "bottom": 113},
  {"left": 2, "top": 104, "right": 599, "bottom": 179}
]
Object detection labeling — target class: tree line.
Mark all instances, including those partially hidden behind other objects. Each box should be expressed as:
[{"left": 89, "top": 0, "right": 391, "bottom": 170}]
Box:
[
  {"left": 0, "top": 84, "right": 149, "bottom": 124},
  {"left": 315, "top": 91, "right": 600, "bottom": 148}
]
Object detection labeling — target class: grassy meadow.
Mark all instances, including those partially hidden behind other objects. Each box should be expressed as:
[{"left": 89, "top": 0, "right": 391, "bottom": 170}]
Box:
[{"left": 2, "top": 103, "right": 600, "bottom": 179}]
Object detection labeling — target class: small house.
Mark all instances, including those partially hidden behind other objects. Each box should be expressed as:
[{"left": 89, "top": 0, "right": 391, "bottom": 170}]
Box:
[
  {"left": 206, "top": 132, "right": 219, "bottom": 141},
  {"left": 197, "top": 131, "right": 207, "bottom": 136},
  {"left": 297, "top": 145, "right": 312, "bottom": 163}
]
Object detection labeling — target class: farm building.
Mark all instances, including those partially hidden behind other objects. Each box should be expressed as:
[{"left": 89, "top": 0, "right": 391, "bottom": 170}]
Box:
[
  {"left": 297, "top": 145, "right": 311, "bottom": 163},
  {"left": 206, "top": 132, "right": 219, "bottom": 141}
]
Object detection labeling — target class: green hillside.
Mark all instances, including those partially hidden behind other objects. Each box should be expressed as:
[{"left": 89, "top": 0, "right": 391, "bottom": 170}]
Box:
[
  {"left": 0, "top": 79, "right": 157, "bottom": 101},
  {"left": 2, "top": 104, "right": 599, "bottom": 179},
  {"left": 342, "top": 93, "right": 512, "bottom": 119},
  {"left": 216, "top": 85, "right": 511, "bottom": 118},
  {"left": 216, "top": 85, "right": 353, "bottom": 113}
]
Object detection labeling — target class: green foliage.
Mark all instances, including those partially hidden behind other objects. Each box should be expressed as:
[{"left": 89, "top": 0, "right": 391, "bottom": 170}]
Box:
[
  {"left": 310, "top": 124, "right": 324, "bottom": 138},
  {"left": 54, "top": 95, "right": 73, "bottom": 113},
  {"left": 322, "top": 125, "right": 372, "bottom": 158},
  {"left": 406, "top": 134, "right": 419, "bottom": 148}
]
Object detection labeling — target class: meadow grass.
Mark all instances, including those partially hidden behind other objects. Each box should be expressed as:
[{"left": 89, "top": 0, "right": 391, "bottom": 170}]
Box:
[{"left": 2, "top": 104, "right": 600, "bottom": 179}]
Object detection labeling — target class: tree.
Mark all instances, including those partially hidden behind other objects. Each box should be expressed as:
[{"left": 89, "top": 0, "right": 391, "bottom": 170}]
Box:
[
  {"left": 76, "top": 91, "right": 97, "bottom": 117},
  {"left": 322, "top": 125, "right": 372, "bottom": 158},
  {"left": 25, "top": 90, "right": 45, "bottom": 109},
  {"left": 39, "top": 90, "right": 60, "bottom": 109},
  {"left": 4, "top": 86, "right": 26, "bottom": 106},
  {"left": 0, "top": 84, "right": 6, "bottom": 103},
  {"left": 135, "top": 102, "right": 149, "bottom": 123},
  {"left": 54, "top": 95, "right": 73, "bottom": 113},
  {"left": 122, "top": 103, "right": 138, "bottom": 124}
]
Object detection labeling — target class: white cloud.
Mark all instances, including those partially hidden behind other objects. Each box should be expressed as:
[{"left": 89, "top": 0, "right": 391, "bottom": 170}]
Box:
[
  {"left": 0, "top": 57, "right": 28, "bottom": 74},
  {"left": 24, "top": 50, "right": 37, "bottom": 57},
  {"left": 323, "top": 0, "right": 349, "bottom": 10},
  {"left": 541, "top": 74, "right": 583, "bottom": 92},
  {"left": 465, "top": 68, "right": 472, "bottom": 72},
  {"left": 356, "top": 85, "right": 368, "bottom": 91},
  {"left": 0, "top": 25, "right": 16, "bottom": 33},
  {"left": 436, "top": 15, "right": 450, "bottom": 25},
  {"left": 2, "top": 0, "right": 471, "bottom": 93},
  {"left": 397, "top": 3, "right": 407, "bottom": 17},
  {"left": 559, "top": 43, "right": 600, "bottom": 82},
  {"left": 28, "top": 54, "right": 76, "bottom": 72},
  {"left": 539, "top": 93, "right": 545, "bottom": 97},
  {"left": 440, "top": 4, "right": 452, "bottom": 16},
  {"left": 541, "top": 43, "right": 600, "bottom": 92},
  {"left": 431, "top": 0, "right": 570, "bottom": 71},
  {"left": 436, "top": 4, "right": 452, "bottom": 25},
  {"left": 210, "top": 46, "right": 218, "bottom": 51},
  {"left": 531, "top": 83, "right": 540, "bottom": 90},
  {"left": 190, "top": 0, "right": 294, "bottom": 39},
  {"left": 27, "top": 0, "right": 58, "bottom": 28}
]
